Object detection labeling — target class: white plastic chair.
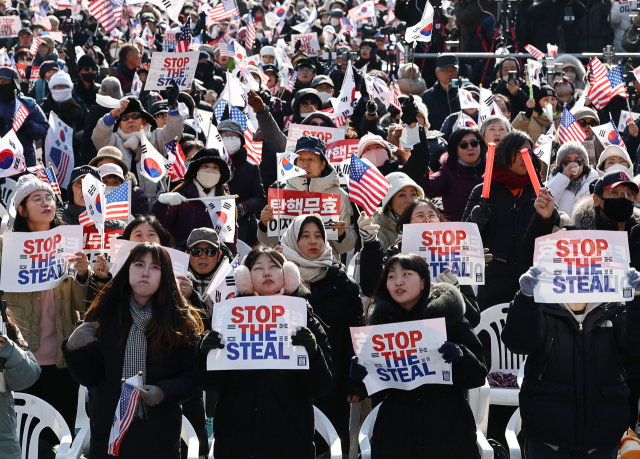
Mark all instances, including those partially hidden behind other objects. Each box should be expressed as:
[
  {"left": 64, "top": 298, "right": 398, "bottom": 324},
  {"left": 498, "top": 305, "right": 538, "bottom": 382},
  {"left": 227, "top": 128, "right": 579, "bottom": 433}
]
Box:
[
  {"left": 468, "top": 379, "right": 491, "bottom": 436},
  {"left": 66, "top": 386, "right": 90, "bottom": 459},
  {"left": 505, "top": 408, "right": 523, "bottom": 459},
  {"left": 181, "top": 415, "right": 200, "bottom": 459},
  {"left": 358, "top": 402, "right": 494, "bottom": 459},
  {"left": 13, "top": 393, "right": 72, "bottom": 459},
  {"left": 474, "top": 303, "right": 525, "bottom": 406},
  {"left": 208, "top": 406, "right": 342, "bottom": 458}
]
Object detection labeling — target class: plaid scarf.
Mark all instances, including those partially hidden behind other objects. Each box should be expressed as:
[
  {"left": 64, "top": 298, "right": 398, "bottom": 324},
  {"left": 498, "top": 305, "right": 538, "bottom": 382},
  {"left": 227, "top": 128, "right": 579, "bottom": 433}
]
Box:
[
  {"left": 122, "top": 295, "right": 153, "bottom": 384},
  {"left": 191, "top": 269, "right": 214, "bottom": 298}
]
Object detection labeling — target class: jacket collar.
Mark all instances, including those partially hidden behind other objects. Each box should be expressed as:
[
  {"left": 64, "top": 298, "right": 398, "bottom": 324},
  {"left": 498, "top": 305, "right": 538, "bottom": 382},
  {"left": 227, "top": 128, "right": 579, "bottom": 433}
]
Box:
[{"left": 570, "top": 197, "right": 640, "bottom": 232}]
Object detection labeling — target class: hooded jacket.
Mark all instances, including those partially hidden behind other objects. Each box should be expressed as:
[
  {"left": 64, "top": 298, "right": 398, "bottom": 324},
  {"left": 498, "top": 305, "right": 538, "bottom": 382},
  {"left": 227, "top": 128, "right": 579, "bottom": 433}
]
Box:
[
  {"left": 511, "top": 109, "right": 561, "bottom": 144},
  {"left": 554, "top": 55, "right": 587, "bottom": 91},
  {"left": 489, "top": 58, "right": 530, "bottom": 121},
  {"left": 545, "top": 167, "right": 600, "bottom": 216}
]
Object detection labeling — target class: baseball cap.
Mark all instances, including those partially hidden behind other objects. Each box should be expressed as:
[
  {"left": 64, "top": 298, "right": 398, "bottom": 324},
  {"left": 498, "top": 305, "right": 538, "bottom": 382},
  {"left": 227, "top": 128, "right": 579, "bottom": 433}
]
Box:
[
  {"left": 69, "top": 166, "right": 101, "bottom": 185},
  {"left": 593, "top": 170, "right": 639, "bottom": 195},
  {"left": 311, "top": 75, "right": 334, "bottom": 88},
  {"left": 99, "top": 163, "right": 125, "bottom": 181},
  {"left": 294, "top": 136, "right": 326, "bottom": 156},
  {"left": 187, "top": 227, "right": 221, "bottom": 249},
  {"left": 436, "top": 54, "right": 458, "bottom": 70}
]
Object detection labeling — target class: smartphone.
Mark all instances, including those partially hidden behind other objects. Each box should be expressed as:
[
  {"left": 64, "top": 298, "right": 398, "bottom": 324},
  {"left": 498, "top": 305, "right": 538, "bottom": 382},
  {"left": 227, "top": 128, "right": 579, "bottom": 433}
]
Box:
[
  {"left": 508, "top": 70, "right": 517, "bottom": 85},
  {"left": 451, "top": 78, "right": 469, "bottom": 88},
  {"left": 546, "top": 70, "right": 555, "bottom": 84},
  {"left": 555, "top": 63, "right": 564, "bottom": 82}
]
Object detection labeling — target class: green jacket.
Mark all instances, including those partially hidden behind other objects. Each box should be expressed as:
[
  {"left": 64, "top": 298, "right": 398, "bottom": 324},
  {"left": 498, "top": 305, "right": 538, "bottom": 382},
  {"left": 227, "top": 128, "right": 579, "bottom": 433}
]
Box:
[{"left": 372, "top": 209, "right": 398, "bottom": 253}]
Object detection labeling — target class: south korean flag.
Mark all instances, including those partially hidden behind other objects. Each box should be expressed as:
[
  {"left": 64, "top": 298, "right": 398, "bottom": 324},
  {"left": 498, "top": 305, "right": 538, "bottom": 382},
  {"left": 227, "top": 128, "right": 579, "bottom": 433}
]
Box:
[{"left": 199, "top": 196, "right": 236, "bottom": 242}]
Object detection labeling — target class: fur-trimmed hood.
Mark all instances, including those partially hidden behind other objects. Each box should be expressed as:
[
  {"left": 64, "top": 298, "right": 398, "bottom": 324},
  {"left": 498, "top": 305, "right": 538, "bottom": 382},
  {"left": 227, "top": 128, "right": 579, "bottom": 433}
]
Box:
[
  {"left": 569, "top": 197, "right": 640, "bottom": 230},
  {"left": 368, "top": 282, "right": 465, "bottom": 326}
]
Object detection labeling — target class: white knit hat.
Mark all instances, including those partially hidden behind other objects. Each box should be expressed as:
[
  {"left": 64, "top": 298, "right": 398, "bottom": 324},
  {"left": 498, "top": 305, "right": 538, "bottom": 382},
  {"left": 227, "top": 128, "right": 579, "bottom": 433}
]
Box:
[
  {"left": 14, "top": 174, "right": 54, "bottom": 207},
  {"left": 49, "top": 70, "right": 73, "bottom": 89},
  {"left": 357, "top": 133, "right": 391, "bottom": 158},
  {"left": 381, "top": 172, "right": 424, "bottom": 210},
  {"left": 596, "top": 145, "right": 634, "bottom": 177}
]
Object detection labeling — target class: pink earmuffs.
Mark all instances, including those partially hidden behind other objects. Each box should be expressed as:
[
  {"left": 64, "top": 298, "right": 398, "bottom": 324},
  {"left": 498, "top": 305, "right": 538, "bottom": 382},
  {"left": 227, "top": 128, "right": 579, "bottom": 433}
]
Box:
[{"left": 234, "top": 260, "right": 301, "bottom": 295}]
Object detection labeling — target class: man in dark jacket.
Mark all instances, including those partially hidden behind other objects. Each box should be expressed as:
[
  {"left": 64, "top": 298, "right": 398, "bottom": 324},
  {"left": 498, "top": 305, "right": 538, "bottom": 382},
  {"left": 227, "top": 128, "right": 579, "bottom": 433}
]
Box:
[
  {"left": 489, "top": 57, "right": 530, "bottom": 122},
  {"left": 74, "top": 54, "right": 101, "bottom": 108},
  {"left": 116, "top": 43, "right": 140, "bottom": 94},
  {"left": 422, "top": 54, "right": 460, "bottom": 131},
  {"left": 528, "top": 0, "right": 587, "bottom": 53},
  {"left": 354, "top": 38, "right": 383, "bottom": 71}
]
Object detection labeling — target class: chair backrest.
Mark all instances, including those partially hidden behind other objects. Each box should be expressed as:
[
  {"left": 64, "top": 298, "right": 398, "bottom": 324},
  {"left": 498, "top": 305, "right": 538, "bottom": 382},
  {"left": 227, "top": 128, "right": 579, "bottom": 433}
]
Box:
[
  {"left": 13, "top": 393, "right": 72, "bottom": 459},
  {"left": 475, "top": 303, "right": 525, "bottom": 375},
  {"left": 358, "top": 403, "right": 382, "bottom": 459},
  {"left": 181, "top": 415, "right": 200, "bottom": 459},
  {"left": 75, "top": 386, "right": 89, "bottom": 429},
  {"left": 314, "top": 406, "right": 342, "bottom": 459}
]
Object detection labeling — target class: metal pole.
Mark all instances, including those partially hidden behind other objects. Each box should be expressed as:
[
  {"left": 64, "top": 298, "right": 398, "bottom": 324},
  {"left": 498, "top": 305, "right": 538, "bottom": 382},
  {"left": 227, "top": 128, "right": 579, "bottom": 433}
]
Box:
[{"left": 412, "top": 52, "right": 640, "bottom": 59}]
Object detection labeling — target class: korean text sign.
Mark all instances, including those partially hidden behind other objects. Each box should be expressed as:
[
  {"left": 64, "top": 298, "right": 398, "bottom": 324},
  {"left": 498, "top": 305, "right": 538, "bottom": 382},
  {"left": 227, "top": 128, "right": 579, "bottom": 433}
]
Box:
[
  {"left": 533, "top": 230, "right": 632, "bottom": 303},
  {"left": 350, "top": 318, "right": 452, "bottom": 394},
  {"left": 326, "top": 139, "right": 359, "bottom": 186},
  {"left": 145, "top": 51, "right": 199, "bottom": 91},
  {"left": 402, "top": 222, "right": 485, "bottom": 285},
  {"left": 0, "top": 226, "right": 83, "bottom": 292},
  {"left": 82, "top": 227, "right": 123, "bottom": 269},
  {"left": 267, "top": 189, "right": 341, "bottom": 240},
  {"left": 206, "top": 296, "right": 309, "bottom": 370},
  {"left": 285, "top": 123, "right": 345, "bottom": 153}
]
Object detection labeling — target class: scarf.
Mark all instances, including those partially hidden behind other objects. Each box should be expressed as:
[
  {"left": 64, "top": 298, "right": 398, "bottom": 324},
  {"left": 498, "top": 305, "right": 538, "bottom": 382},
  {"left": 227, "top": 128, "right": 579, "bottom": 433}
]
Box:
[
  {"left": 281, "top": 215, "right": 333, "bottom": 283},
  {"left": 122, "top": 295, "right": 153, "bottom": 384},
  {"left": 118, "top": 126, "right": 151, "bottom": 150},
  {"left": 491, "top": 167, "right": 541, "bottom": 192},
  {"left": 566, "top": 173, "right": 589, "bottom": 194},
  {"left": 193, "top": 179, "right": 217, "bottom": 197}
]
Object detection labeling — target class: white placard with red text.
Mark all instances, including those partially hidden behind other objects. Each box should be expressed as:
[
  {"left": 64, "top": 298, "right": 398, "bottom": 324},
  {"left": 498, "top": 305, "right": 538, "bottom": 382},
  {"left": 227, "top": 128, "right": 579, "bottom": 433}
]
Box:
[
  {"left": 82, "top": 227, "right": 123, "bottom": 269},
  {"left": 267, "top": 189, "right": 341, "bottom": 240},
  {"left": 291, "top": 33, "right": 321, "bottom": 56},
  {"left": 145, "top": 51, "right": 199, "bottom": 90},
  {"left": 109, "top": 240, "right": 190, "bottom": 277},
  {"left": 285, "top": 123, "right": 345, "bottom": 153},
  {"left": 0, "top": 17, "right": 22, "bottom": 38},
  {"left": 326, "top": 139, "right": 359, "bottom": 185}
]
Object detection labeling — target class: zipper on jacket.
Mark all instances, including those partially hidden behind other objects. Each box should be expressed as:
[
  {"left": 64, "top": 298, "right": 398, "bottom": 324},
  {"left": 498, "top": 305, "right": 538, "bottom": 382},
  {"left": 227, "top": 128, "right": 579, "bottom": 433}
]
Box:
[
  {"left": 579, "top": 322, "right": 583, "bottom": 333},
  {"left": 537, "top": 337, "right": 554, "bottom": 381}
]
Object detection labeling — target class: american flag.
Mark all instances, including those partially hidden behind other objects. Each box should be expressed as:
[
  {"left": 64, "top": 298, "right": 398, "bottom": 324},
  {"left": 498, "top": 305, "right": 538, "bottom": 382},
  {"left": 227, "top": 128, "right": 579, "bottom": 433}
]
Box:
[
  {"left": 607, "top": 64, "right": 628, "bottom": 99},
  {"left": 210, "top": 0, "right": 240, "bottom": 21},
  {"left": 107, "top": 382, "right": 141, "bottom": 456},
  {"left": 258, "top": 64, "right": 270, "bottom": 84},
  {"left": 229, "top": 105, "right": 248, "bottom": 129},
  {"left": 287, "top": 71, "right": 298, "bottom": 92},
  {"left": 176, "top": 17, "right": 191, "bottom": 53},
  {"left": 390, "top": 77, "right": 401, "bottom": 110},
  {"left": 48, "top": 146, "right": 71, "bottom": 186},
  {"left": 525, "top": 44, "right": 545, "bottom": 59},
  {"left": 130, "top": 18, "right": 141, "bottom": 38},
  {"left": 558, "top": 107, "right": 587, "bottom": 145},
  {"left": 44, "top": 166, "right": 61, "bottom": 196},
  {"left": 88, "top": 0, "right": 120, "bottom": 33},
  {"left": 165, "top": 138, "right": 187, "bottom": 182},
  {"left": 12, "top": 94, "right": 29, "bottom": 132},
  {"left": 78, "top": 210, "right": 93, "bottom": 227},
  {"left": 218, "top": 43, "right": 235, "bottom": 58},
  {"left": 348, "top": 154, "right": 390, "bottom": 217},
  {"left": 588, "top": 58, "right": 613, "bottom": 109},
  {"left": 105, "top": 180, "right": 130, "bottom": 220},
  {"left": 244, "top": 124, "right": 262, "bottom": 165},
  {"left": 213, "top": 98, "right": 228, "bottom": 122},
  {"left": 35, "top": 5, "right": 51, "bottom": 30},
  {"left": 245, "top": 13, "right": 256, "bottom": 51},
  {"left": 340, "top": 18, "right": 355, "bottom": 36},
  {"left": 29, "top": 37, "right": 43, "bottom": 58}
]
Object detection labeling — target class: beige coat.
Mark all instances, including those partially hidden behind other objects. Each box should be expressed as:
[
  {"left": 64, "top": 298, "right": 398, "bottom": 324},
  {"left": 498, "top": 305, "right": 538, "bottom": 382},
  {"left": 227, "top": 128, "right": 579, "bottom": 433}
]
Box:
[
  {"left": 511, "top": 110, "right": 561, "bottom": 144},
  {"left": 0, "top": 236, "right": 88, "bottom": 368},
  {"left": 372, "top": 209, "right": 399, "bottom": 253}
]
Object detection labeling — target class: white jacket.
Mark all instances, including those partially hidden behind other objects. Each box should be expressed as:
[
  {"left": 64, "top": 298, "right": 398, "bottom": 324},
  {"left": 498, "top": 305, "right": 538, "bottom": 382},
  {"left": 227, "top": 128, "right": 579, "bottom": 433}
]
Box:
[
  {"left": 611, "top": 0, "right": 631, "bottom": 52},
  {"left": 546, "top": 168, "right": 600, "bottom": 216}
]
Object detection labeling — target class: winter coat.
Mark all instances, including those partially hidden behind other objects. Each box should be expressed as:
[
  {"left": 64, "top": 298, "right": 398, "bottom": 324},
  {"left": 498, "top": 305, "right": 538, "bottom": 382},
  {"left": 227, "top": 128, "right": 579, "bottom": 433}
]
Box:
[
  {"left": 41, "top": 96, "right": 87, "bottom": 138},
  {"left": 0, "top": 94, "right": 49, "bottom": 167},
  {"left": 528, "top": 0, "right": 587, "bottom": 53},
  {"left": 354, "top": 56, "right": 384, "bottom": 72},
  {"left": 545, "top": 168, "right": 600, "bottom": 215},
  {"left": 79, "top": 104, "right": 111, "bottom": 166},
  {"left": 440, "top": 110, "right": 480, "bottom": 142},
  {"left": 511, "top": 109, "right": 561, "bottom": 144},
  {"left": 612, "top": 1, "right": 632, "bottom": 53},
  {"left": 427, "top": 132, "right": 449, "bottom": 173},
  {"left": 421, "top": 81, "right": 460, "bottom": 132},
  {"left": 29, "top": 77, "right": 50, "bottom": 105},
  {"left": 489, "top": 70, "right": 530, "bottom": 122},
  {"left": 454, "top": 0, "right": 497, "bottom": 51},
  {"left": 193, "top": 295, "right": 335, "bottom": 459},
  {"left": 575, "top": 0, "right": 611, "bottom": 53},
  {"left": 61, "top": 203, "right": 128, "bottom": 230},
  {"left": 462, "top": 181, "right": 558, "bottom": 310},
  {"left": 62, "top": 297, "right": 200, "bottom": 459},
  {"left": 422, "top": 153, "right": 485, "bottom": 222},
  {"left": 131, "top": 186, "right": 151, "bottom": 216},
  {"left": 91, "top": 110, "right": 184, "bottom": 198},
  {"left": 257, "top": 163, "right": 357, "bottom": 258},
  {"left": 0, "top": 236, "right": 89, "bottom": 368},
  {"left": 0, "top": 340, "right": 41, "bottom": 459},
  {"left": 73, "top": 80, "right": 101, "bottom": 109},
  {"left": 365, "top": 283, "right": 487, "bottom": 459},
  {"left": 502, "top": 290, "right": 640, "bottom": 450},
  {"left": 115, "top": 61, "right": 136, "bottom": 94},
  {"left": 372, "top": 209, "right": 398, "bottom": 253}
]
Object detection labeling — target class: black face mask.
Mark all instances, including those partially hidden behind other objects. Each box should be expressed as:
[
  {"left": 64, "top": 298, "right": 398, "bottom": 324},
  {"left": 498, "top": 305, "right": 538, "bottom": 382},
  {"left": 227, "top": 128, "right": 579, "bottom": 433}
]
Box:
[
  {"left": 81, "top": 72, "right": 97, "bottom": 83},
  {"left": 196, "top": 63, "right": 211, "bottom": 76},
  {"left": 600, "top": 197, "right": 634, "bottom": 222},
  {"left": 0, "top": 82, "right": 15, "bottom": 102}
]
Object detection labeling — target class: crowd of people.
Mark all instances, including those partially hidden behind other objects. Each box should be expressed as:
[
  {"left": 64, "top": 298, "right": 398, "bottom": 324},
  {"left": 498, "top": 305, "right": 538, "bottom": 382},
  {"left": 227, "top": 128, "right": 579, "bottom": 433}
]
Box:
[{"left": 1, "top": 0, "right": 640, "bottom": 458}]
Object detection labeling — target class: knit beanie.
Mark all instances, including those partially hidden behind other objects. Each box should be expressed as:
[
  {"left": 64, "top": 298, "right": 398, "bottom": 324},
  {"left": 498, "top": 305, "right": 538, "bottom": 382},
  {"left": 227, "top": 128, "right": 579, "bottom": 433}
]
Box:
[
  {"left": 571, "top": 106, "right": 600, "bottom": 123},
  {"left": 556, "top": 141, "right": 589, "bottom": 167},
  {"left": 14, "top": 174, "right": 54, "bottom": 207}
]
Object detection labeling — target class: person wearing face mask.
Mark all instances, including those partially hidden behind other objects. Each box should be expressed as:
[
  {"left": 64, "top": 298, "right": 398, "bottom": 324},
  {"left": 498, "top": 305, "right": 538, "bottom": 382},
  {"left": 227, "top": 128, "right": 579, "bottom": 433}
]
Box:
[
  {"left": 595, "top": 145, "right": 635, "bottom": 177},
  {"left": 354, "top": 38, "right": 383, "bottom": 71},
  {"left": 512, "top": 83, "right": 562, "bottom": 144},
  {"left": 329, "top": 8, "right": 343, "bottom": 27},
  {"left": 489, "top": 57, "right": 530, "bottom": 122},
  {"left": 41, "top": 71, "right": 87, "bottom": 133},
  {"left": 571, "top": 106, "right": 603, "bottom": 165},
  {"left": 194, "top": 51, "right": 224, "bottom": 95},
  {"left": 74, "top": 54, "right": 101, "bottom": 108},
  {"left": 106, "top": 39, "right": 122, "bottom": 65},
  {"left": 553, "top": 56, "right": 587, "bottom": 90},
  {"left": 31, "top": 37, "right": 64, "bottom": 70},
  {"left": 27, "top": 59, "right": 58, "bottom": 105},
  {"left": 152, "top": 148, "right": 237, "bottom": 248},
  {"left": 310, "top": 75, "right": 334, "bottom": 108},
  {"left": 217, "top": 119, "right": 266, "bottom": 247}
]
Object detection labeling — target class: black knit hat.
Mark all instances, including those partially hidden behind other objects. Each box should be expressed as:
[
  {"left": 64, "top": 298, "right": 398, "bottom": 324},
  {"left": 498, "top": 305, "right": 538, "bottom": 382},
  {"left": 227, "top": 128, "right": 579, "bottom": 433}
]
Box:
[
  {"left": 185, "top": 148, "right": 231, "bottom": 184},
  {"left": 115, "top": 96, "right": 157, "bottom": 131}
]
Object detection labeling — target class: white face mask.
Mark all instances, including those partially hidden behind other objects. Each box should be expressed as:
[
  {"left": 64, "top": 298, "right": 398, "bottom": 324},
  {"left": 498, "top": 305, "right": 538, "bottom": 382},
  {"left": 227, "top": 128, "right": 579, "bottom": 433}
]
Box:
[
  {"left": 330, "top": 17, "right": 340, "bottom": 27},
  {"left": 109, "top": 47, "right": 119, "bottom": 58},
  {"left": 104, "top": 185, "right": 118, "bottom": 194},
  {"left": 51, "top": 87, "right": 73, "bottom": 102},
  {"left": 190, "top": 21, "right": 196, "bottom": 30},
  {"left": 362, "top": 149, "right": 388, "bottom": 167},
  {"left": 605, "top": 163, "right": 630, "bottom": 173},
  {"left": 565, "top": 71, "right": 577, "bottom": 83},
  {"left": 321, "top": 16, "right": 330, "bottom": 24},
  {"left": 196, "top": 169, "right": 221, "bottom": 188},
  {"left": 318, "top": 91, "right": 332, "bottom": 104},
  {"left": 223, "top": 137, "right": 242, "bottom": 155}
]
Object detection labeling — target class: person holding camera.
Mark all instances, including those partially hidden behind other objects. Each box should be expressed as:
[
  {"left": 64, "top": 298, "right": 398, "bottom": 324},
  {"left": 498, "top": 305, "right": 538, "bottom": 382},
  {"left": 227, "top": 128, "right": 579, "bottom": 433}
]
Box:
[{"left": 512, "top": 83, "right": 561, "bottom": 144}]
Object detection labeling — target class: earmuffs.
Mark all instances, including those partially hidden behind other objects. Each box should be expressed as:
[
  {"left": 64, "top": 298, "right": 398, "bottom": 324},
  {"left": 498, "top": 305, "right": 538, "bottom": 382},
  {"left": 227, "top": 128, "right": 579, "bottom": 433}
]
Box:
[{"left": 234, "top": 259, "right": 301, "bottom": 295}]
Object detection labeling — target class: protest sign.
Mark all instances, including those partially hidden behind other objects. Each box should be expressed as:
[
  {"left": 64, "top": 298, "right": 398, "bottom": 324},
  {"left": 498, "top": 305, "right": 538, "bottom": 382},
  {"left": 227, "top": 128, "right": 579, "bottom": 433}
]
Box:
[
  {"left": 162, "top": 29, "right": 177, "bottom": 52},
  {"left": 109, "top": 240, "right": 189, "bottom": 277},
  {"left": 351, "top": 318, "right": 451, "bottom": 395},
  {"left": 267, "top": 189, "right": 341, "bottom": 240},
  {"left": 291, "top": 33, "right": 321, "bottom": 56},
  {"left": 206, "top": 295, "right": 309, "bottom": 370},
  {"left": 532, "top": 230, "right": 632, "bottom": 303},
  {"left": 402, "top": 222, "right": 485, "bottom": 285},
  {"left": 285, "top": 123, "right": 345, "bottom": 153},
  {"left": 82, "top": 227, "right": 123, "bottom": 269},
  {"left": 326, "top": 139, "right": 360, "bottom": 164},
  {"left": 0, "top": 226, "right": 83, "bottom": 292},
  {"left": 145, "top": 51, "right": 199, "bottom": 91},
  {"left": 0, "top": 17, "right": 22, "bottom": 38}
]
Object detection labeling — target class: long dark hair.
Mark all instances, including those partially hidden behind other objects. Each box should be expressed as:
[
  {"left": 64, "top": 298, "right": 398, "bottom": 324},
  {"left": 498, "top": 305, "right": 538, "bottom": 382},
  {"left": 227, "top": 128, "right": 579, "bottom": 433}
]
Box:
[
  {"left": 396, "top": 197, "right": 446, "bottom": 234},
  {"left": 493, "top": 130, "right": 541, "bottom": 173},
  {"left": 12, "top": 193, "right": 63, "bottom": 233},
  {"left": 85, "top": 243, "right": 203, "bottom": 356},
  {"left": 122, "top": 215, "right": 176, "bottom": 247},
  {"left": 445, "top": 128, "right": 487, "bottom": 170}
]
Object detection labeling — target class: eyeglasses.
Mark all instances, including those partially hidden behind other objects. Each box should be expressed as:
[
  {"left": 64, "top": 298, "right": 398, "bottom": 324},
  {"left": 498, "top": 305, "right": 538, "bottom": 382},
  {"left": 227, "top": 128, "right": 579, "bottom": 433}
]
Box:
[
  {"left": 459, "top": 140, "right": 480, "bottom": 149},
  {"left": 561, "top": 158, "right": 585, "bottom": 166},
  {"left": 189, "top": 247, "right": 218, "bottom": 257},
  {"left": 309, "top": 121, "right": 328, "bottom": 127},
  {"left": 604, "top": 189, "right": 637, "bottom": 201},
  {"left": 155, "top": 113, "right": 167, "bottom": 120},
  {"left": 16, "top": 56, "right": 31, "bottom": 63},
  {"left": 578, "top": 119, "right": 598, "bottom": 128},
  {"left": 297, "top": 67, "right": 314, "bottom": 73},
  {"left": 411, "top": 212, "right": 440, "bottom": 223},
  {"left": 299, "top": 101, "right": 318, "bottom": 108},
  {"left": 28, "top": 195, "right": 55, "bottom": 206},
  {"left": 120, "top": 112, "right": 142, "bottom": 121}
]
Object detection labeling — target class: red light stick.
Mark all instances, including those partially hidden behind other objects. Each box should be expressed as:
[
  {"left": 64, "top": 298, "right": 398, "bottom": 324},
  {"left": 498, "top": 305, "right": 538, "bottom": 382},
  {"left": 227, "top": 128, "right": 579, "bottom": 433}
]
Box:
[
  {"left": 520, "top": 148, "right": 541, "bottom": 196},
  {"left": 481, "top": 142, "right": 496, "bottom": 199}
]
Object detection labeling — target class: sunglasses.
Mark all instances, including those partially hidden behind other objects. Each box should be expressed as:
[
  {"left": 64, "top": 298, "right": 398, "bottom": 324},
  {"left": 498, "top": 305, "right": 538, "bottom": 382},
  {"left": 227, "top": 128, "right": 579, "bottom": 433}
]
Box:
[
  {"left": 120, "top": 112, "right": 142, "bottom": 121},
  {"left": 459, "top": 140, "right": 480, "bottom": 149},
  {"left": 309, "top": 121, "right": 328, "bottom": 127},
  {"left": 578, "top": 119, "right": 598, "bottom": 128},
  {"left": 561, "top": 158, "right": 585, "bottom": 166},
  {"left": 189, "top": 247, "right": 218, "bottom": 257},
  {"left": 299, "top": 101, "right": 318, "bottom": 108},
  {"left": 298, "top": 67, "right": 314, "bottom": 73}
]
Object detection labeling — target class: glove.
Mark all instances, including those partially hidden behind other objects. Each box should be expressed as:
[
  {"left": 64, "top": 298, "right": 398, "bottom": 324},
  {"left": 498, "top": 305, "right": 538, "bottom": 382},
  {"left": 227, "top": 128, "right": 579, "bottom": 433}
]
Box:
[
  {"left": 66, "top": 322, "right": 99, "bottom": 351},
  {"left": 140, "top": 385, "right": 165, "bottom": 406},
  {"left": 438, "top": 342, "right": 464, "bottom": 364},
  {"left": 400, "top": 95, "right": 419, "bottom": 126},
  {"left": 470, "top": 204, "right": 490, "bottom": 228},
  {"left": 200, "top": 330, "right": 224, "bottom": 354},
  {"left": 519, "top": 267, "right": 541, "bottom": 296},
  {"left": 350, "top": 356, "right": 368, "bottom": 381},
  {"left": 237, "top": 204, "right": 246, "bottom": 218},
  {"left": 357, "top": 211, "right": 380, "bottom": 243},
  {"left": 291, "top": 327, "right": 318, "bottom": 357},
  {"left": 484, "top": 248, "right": 493, "bottom": 267},
  {"left": 435, "top": 269, "right": 460, "bottom": 289},
  {"left": 158, "top": 192, "right": 188, "bottom": 206},
  {"left": 166, "top": 81, "right": 179, "bottom": 108},
  {"left": 628, "top": 268, "right": 640, "bottom": 293},
  {"left": 248, "top": 90, "right": 266, "bottom": 113},
  {"left": 366, "top": 99, "right": 378, "bottom": 117},
  {"left": 271, "top": 97, "right": 282, "bottom": 112}
]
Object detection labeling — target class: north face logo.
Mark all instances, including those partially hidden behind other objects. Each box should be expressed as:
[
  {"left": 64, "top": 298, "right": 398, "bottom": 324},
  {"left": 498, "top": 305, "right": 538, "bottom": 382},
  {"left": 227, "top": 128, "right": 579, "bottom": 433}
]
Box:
[{"left": 598, "top": 320, "right": 613, "bottom": 328}]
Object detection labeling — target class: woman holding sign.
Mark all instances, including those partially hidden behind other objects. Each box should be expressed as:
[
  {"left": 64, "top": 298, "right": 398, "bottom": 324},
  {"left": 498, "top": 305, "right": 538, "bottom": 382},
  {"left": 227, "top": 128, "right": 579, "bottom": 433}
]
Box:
[
  {"left": 194, "top": 245, "right": 335, "bottom": 459},
  {"left": 350, "top": 253, "right": 487, "bottom": 459},
  {"left": 280, "top": 214, "right": 365, "bottom": 455},
  {"left": 62, "top": 243, "right": 204, "bottom": 459}
]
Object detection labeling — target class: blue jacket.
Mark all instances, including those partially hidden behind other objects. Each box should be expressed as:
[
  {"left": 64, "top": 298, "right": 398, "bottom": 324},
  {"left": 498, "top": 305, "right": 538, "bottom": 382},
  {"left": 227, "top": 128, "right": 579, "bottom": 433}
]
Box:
[{"left": 0, "top": 94, "right": 49, "bottom": 167}]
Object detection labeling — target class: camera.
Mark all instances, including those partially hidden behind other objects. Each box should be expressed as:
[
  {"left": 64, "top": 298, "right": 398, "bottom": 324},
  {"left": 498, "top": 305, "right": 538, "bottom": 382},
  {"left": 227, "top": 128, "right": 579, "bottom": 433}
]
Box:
[{"left": 59, "top": 18, "right": 75, "bottom": 34}]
